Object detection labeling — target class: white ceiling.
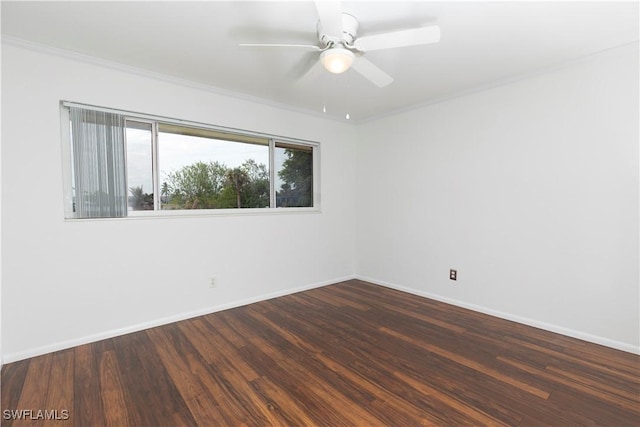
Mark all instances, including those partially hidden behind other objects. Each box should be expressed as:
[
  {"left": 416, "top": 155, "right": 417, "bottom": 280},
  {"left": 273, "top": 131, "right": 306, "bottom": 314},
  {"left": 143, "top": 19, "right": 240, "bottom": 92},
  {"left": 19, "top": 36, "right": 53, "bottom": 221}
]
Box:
[{"left": 2, "top": 1, "right": 638, "bottom": 122}]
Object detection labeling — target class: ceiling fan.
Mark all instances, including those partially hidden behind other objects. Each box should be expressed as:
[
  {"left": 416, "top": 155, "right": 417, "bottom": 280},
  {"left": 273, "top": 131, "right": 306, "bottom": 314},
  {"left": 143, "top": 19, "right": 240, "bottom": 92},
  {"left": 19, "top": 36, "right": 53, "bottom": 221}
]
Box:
[{"left": 239, "top": 1, "right": 440, "bottom": 88}]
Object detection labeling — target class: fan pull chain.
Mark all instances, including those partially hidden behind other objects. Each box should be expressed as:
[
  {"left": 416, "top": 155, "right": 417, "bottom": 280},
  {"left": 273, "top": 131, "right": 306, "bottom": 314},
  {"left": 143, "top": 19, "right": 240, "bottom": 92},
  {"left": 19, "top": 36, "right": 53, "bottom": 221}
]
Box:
[
  {"left": 345, "top": 70, "right": 352, "bottom": 120},
  {"left": 322, "top": 73, "right": 327, "bottom": 113}
]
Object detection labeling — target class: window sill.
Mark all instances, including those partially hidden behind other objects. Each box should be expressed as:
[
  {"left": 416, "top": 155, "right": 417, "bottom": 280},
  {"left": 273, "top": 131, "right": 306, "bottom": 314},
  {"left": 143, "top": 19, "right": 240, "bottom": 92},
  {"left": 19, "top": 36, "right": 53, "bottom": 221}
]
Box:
[{"left": 64, "top": 206, "right": 321, "bottom": 221}]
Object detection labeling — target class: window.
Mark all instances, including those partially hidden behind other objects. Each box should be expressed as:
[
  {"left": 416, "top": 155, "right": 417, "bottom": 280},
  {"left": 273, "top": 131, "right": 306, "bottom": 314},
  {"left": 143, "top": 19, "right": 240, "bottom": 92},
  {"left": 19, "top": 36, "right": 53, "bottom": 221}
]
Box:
[
  {"left": 62, "top": 103, "right": 318, "bottom": 218},
  {"left": 125, "top": 121, "right": 154, "bottom": 211},
  {"left": 156, "top": 124, "right": 270, "bottom": 210},
  {"left": 275, "top": 143, "right": 313, "bottom": 207}
]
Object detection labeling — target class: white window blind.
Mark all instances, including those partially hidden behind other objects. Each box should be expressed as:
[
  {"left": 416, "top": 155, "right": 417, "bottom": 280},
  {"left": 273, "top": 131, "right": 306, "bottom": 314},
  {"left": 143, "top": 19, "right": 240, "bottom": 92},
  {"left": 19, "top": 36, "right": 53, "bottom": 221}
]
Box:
[{"left": 70, "top": 107, "right": 127, "bottom": 218}]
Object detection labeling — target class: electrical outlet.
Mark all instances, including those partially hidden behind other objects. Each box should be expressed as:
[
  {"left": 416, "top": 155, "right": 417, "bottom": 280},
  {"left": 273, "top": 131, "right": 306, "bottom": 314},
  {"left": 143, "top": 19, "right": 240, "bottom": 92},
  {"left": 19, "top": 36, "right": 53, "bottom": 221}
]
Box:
[
  {"left": 209, "top": 276, "right": 218, "bottom": 288},
  {"left": 449, "top": 269, "right": 457, "bottom": 281}
]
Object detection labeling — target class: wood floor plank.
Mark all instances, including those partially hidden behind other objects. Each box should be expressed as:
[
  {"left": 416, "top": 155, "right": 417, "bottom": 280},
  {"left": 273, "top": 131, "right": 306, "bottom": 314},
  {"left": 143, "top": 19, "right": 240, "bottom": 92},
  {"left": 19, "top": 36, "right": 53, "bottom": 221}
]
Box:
[
  {"left": 42, "top": 350, "right": 73, "bottom": 427},
  {"left": 498, "top": 355, "right": 640, "bottom": 413},
  {"left": 381, "top": 326, "right": 552, "bottom": 399},
  {"left": 145, "top": 326, "right": 230, "bottom": 426},
  {"left": 73, "top": 342, "right": 106, "bottom": 427},
  {"left": 545, "top": 363, "right": 639, "bottom": 402},
  {"left": 249, "top": 375, "right": 324, "bottom": 426},
  {"left": 179, "top": 318, "right": 260, "bottom": 382},
  {"left": 329, "top": 284, "right": 468, "bottom": 334},
  {"left": 504, "top": 334, "right": 640, "bottom": 381},
  {"left": 235, "top": 336, "right": 346, "bottom": 426},
  {"left": 2, "top": 279, "right": 639, "bottom": 426},
  {"left": 112, "top": 331, "right": 196, "bottom": 427},
  {"left": 99, "top": 350, "right": 136, "bottom": 427},
  {"left": 0, "top": 358, "right": 30, "bottom": 426},
  {"left": 13, "top": 353, "right": 53, "bottom": 427},
  {"left": 250, "top": 303, "right": 444, "bottom": 425},
  {"left": 545, "top": 388, "right": 640, "bottom": 426},
  {"left": 392, "top": 369, "right": 506, "bottom": 426},
  {"left": 265, "top": 295, "right": 491, "bottom": 425},
  {"left": 262, "top": 295, "right": 544, "bottom": 425}
]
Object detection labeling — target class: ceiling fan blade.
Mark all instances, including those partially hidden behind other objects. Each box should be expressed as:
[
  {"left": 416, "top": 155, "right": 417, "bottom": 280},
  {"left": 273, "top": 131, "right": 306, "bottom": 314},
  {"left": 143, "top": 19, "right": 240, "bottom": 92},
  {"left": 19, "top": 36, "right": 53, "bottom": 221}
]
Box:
[
  {"left": 287, "top": 53, "right": 322, "bottom": 81},
  {"left": 351, "top": 56, "right": 393, "bottom": 88},
  {"left": 239, "top": 43, "right": 320, "bottom": 52},
  {"left": 354, "top": 25, "right": 440, "bottom": 52},
  {"left": 315, "top": 1, "right": 343, "bottom": 38}
]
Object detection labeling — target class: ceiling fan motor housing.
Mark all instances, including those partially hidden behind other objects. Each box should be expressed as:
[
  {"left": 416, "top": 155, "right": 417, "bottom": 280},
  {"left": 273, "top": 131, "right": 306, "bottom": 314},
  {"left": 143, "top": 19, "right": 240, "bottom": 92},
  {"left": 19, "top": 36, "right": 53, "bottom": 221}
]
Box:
[{"left": 318, "top": 13, "right": 359, "bottom": 48}]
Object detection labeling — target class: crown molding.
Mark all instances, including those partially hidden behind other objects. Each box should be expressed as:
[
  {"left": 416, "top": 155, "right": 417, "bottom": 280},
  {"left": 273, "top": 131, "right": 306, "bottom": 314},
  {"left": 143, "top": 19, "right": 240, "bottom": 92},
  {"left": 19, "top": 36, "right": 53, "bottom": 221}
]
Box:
[
  {"left": 1, "top": 35, "right": 354, "bottom": 124},
  {"left": 3, "top": 35, "right": 636, "bottom": 126},
  {"left": 360, "top": 40, "right": 639, "bottom": 124}
]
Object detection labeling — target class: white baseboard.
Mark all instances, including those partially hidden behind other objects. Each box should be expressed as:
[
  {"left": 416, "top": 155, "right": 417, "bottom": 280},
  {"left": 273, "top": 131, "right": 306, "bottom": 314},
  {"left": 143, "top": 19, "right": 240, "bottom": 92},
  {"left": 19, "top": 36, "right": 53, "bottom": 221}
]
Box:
[
  {"left": 5, "top": 273, "right": 637, "bottom": 363},
  {"left": 3, "top": 275, "right": 357, "bottom": 364},
  {"left": 356, "top": 275, "right": 640, "bottom": 355}
]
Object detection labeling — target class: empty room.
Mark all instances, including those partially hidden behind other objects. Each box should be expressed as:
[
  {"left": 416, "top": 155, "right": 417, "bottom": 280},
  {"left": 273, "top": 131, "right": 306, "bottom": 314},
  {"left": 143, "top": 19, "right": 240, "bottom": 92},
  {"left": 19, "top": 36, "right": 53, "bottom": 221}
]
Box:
[{"left": 1, "top": 1, "right": 638, "bottom": 425}]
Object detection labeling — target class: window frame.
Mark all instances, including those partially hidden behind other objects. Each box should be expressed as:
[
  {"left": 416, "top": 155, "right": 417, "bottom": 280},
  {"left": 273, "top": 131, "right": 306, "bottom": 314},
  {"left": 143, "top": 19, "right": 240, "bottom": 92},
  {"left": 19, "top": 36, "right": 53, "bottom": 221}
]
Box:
[{"left": 60, "top": 101, "right": 320, "bottom": 219}]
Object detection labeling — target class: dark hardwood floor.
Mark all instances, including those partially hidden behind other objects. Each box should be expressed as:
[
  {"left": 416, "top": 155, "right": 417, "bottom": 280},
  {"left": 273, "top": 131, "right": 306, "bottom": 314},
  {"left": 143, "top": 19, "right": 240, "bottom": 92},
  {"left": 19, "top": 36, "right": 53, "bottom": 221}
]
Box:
[{"left": 2, "top": 279, "right": 639, "bottom": 426}]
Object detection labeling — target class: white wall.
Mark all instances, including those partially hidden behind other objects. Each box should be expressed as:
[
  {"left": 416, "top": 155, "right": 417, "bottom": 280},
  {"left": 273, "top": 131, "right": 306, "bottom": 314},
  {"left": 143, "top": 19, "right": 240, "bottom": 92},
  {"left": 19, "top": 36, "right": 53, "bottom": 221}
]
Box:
[
  {"left": 1, "top": 42, "right": 357, "bottom": 362},
  {"left": 356, "top": 43, "right": 639, "bottom": 352},
  {"left": 0, "top": 51, "right": 3, "bottom": 368},
  {"left": 2, "top": 40, "right": 638, "bottom": 362}
]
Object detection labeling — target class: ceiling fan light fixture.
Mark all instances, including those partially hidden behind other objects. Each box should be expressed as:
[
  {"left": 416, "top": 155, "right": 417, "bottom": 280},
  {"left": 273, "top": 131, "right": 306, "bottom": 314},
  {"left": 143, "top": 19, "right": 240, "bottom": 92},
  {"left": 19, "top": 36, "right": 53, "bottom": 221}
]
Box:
[{"left": 320, "top": 47, "right": 354, "bottom": 74}]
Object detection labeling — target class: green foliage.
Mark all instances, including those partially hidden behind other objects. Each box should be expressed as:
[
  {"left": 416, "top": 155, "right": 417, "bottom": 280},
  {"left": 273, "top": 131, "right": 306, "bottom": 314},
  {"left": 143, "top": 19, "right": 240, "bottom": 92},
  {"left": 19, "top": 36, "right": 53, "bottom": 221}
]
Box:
[
  {"left": 239, "top": 159, "right": 269, "bottom": 208},
  {"left": 160, "top": 181, "right": 170, "bottom": 204},
  {"left": 165, "top": 161, "right": 225, "bottom": 208},
  {"left": 163, "top": 159, "right": 269, "bottom": 209},
  {"left": 225, "top": 167, "right": 249, "bottom": 208},
  {"left": 277, "top": 148, "right": 313, "bottom": 207},
  {"left": 129, "top": 186, "right": 154, "bottom": 210},
  {"left": 156, "top": 149, "right": 311, "bottom": 210}
]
